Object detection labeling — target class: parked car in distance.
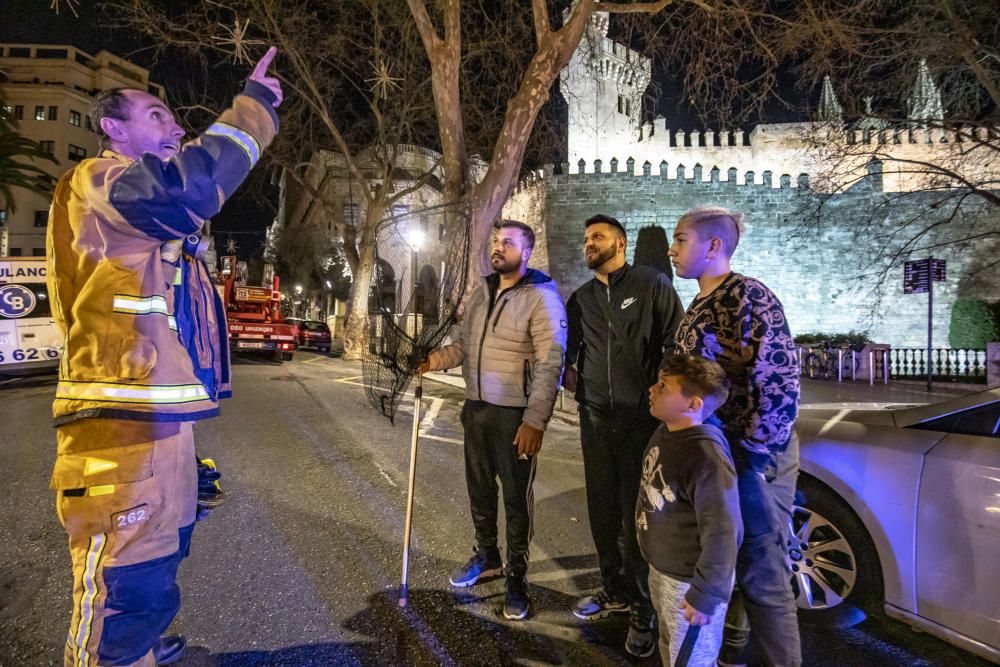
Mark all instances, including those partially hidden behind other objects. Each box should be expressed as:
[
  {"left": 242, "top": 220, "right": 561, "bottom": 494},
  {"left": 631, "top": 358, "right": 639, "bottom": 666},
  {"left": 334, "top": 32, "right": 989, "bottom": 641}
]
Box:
[
  {"left": 287, "top": 318, "right": 332, "bottom": 353},
  {"left": 792, "top": 388, "right": 1000, "bottom": 664}
]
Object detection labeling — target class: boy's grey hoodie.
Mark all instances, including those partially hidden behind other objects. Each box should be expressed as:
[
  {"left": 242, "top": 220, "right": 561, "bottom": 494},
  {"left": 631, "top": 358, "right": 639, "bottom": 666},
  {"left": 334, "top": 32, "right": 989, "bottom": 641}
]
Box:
[{"left": 636, "top": 422, "right": 743, "bottom": 613}]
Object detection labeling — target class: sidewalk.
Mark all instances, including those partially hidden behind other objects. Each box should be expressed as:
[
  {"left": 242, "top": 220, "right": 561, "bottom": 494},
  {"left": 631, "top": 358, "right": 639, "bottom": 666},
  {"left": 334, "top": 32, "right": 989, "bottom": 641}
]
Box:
[{"left": 421, "top": 370, "right": 980, "bottom": 427}]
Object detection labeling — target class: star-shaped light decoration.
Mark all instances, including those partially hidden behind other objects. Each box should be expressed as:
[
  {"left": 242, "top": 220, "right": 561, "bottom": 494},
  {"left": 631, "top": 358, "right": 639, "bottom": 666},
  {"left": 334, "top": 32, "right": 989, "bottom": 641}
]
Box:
[
  {"left": 225, "top": 237, "right": 239, "bottom": 254},
  {"left": 366, "top": 58, "right": 403, "bottom": 100},
  {"left": 213, "top": 16, "right": 265, "bottom": 65},
  {"left": 50, "top": 0, "right": 81, "bottom": 16}
]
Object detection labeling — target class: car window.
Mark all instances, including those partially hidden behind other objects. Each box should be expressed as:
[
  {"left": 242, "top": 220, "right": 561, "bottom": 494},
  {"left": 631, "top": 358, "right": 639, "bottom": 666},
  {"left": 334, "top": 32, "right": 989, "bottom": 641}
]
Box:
[
  {"left": 304, "top": 321, "right": 329, "bottom": 331},
  {"left": 909, "top": 400, "right": 1000, "bottom": 438}
]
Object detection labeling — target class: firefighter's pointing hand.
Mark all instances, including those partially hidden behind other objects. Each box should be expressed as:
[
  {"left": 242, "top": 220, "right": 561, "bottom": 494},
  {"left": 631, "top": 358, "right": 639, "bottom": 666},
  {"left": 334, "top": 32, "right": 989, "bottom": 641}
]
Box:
[{"left": 250, "top": 46, "right": 283, "bottom": 108}]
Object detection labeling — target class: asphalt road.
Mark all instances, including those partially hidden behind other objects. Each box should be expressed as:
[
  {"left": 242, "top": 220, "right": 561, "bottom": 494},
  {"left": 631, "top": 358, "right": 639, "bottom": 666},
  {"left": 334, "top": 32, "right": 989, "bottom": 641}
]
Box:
[{"left": 0, "top": 353, "right": 990, "bottom": 666}]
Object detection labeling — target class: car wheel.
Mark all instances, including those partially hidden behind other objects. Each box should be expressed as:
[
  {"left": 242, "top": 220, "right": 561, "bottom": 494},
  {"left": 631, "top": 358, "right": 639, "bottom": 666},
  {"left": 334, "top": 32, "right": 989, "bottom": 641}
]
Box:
[
  {"left": 791, "top": 475, "right": 883, "bottom": 628},
  {"left": 281, "top": 352, "right": 293, "bottom": 362}
]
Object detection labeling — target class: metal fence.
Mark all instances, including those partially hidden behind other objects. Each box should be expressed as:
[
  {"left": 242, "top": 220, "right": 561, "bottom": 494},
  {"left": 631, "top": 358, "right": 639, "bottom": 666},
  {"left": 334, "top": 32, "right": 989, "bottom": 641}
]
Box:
[{"left": 798, "top": 347, "right": 888, "bottom": 384}]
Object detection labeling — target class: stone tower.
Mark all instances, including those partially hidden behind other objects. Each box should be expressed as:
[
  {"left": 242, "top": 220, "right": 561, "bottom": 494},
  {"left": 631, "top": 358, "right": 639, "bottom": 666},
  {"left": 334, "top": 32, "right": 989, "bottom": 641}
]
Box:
[
  {"left": 818, "top": 75, "right": 844, "bottom": 123},
  {"left": 907, "top": 58, "right": 944, "bottom": 126},
  {"left": 560, "top": 10, "right": 651, "bottom": 167}
]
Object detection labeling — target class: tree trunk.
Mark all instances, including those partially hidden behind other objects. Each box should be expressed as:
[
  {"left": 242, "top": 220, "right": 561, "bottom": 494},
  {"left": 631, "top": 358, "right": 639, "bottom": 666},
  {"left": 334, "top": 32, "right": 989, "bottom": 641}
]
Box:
[{"left": 342, "top": 205, "right": 385, "bottom": 360}]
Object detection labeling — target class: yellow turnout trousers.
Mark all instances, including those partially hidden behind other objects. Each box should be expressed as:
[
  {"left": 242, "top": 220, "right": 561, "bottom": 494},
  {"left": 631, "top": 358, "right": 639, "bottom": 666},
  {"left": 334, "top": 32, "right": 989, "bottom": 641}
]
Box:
[{"left": 52, "top": 419, "right": 197, "bottom": 667}]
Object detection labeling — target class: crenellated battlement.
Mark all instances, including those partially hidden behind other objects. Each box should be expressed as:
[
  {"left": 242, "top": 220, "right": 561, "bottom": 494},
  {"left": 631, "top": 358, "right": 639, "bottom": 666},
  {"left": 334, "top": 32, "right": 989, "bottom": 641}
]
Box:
[
  {"left": 844, "top": 124, "right": 997, "bottom": 146},
  {"left": 511, "top": 157, "right": 814, "bottom": 195}
]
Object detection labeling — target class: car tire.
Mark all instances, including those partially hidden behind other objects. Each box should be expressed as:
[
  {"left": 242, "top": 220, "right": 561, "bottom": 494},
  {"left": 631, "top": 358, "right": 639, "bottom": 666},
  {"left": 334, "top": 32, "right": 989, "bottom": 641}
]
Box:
[
  {"left": 791, "top": 474, "right": 883, "bottom": 629},
  {"left": 281, "top": 352, "right": 293, "bottom": 362}
]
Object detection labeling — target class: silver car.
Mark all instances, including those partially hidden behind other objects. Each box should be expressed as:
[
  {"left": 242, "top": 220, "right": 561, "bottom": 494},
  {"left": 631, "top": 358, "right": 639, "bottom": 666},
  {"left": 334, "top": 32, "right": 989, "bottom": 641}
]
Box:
[{"left": 792, "top": 388, "right": 1000, "bottom": 664}]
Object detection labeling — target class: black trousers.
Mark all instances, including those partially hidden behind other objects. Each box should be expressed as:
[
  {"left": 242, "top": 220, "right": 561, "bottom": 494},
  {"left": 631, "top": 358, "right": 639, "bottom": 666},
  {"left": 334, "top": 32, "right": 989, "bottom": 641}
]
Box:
[
  {"left": 461, "top": 400, "right": 537, "bottom": 576},
  {"left": 579, "top": 405, "right": 659, "bottom": 608}
]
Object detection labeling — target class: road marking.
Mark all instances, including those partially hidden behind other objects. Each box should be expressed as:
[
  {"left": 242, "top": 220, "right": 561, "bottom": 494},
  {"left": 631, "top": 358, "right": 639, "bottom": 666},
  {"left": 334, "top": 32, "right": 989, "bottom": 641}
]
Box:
[
  {"left": 376, "top": 463, "right": 398, "bottom": 487},
  {"left": 419, "top": 433, "right": 465, "bottom": 445},
  {"left": 419, "top": 398, "right": 444, "bottom": 433},
  {"left": 301, "top": 356, "right": 334, "bottom": 365}
]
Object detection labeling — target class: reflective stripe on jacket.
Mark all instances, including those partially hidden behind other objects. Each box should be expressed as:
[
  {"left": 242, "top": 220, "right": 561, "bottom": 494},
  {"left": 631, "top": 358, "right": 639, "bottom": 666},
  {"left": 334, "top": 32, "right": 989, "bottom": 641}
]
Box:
[{"left": 46, "top": 82, "right": 278, "bottom": 425}]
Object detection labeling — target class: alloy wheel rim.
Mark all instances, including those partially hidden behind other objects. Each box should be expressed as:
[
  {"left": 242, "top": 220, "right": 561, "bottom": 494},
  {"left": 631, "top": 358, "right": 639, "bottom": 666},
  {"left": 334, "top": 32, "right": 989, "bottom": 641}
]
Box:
[{"left": 788, "top": 504, "right": 858, "bottom": 610}]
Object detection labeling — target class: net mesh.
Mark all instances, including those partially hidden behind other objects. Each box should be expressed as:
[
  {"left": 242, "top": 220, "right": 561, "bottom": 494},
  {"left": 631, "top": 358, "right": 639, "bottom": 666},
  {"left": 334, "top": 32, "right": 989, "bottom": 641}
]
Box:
[{"left": 361, "top": 202, "right": 471, "bottom": 422}]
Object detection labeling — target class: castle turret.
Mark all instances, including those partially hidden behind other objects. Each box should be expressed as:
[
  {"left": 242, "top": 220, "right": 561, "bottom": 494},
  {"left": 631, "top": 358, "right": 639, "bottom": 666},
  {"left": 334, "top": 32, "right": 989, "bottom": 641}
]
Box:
[
  {"left": 560, "top": 10, "right": 651, "bottom": 167},
  {"left": 907, "top": 59, "right": 944, "bottom": 126}
]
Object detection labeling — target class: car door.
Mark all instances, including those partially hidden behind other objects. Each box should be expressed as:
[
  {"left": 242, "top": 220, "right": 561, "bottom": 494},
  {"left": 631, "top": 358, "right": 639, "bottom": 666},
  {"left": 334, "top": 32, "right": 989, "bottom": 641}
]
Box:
[{"left": 913, "top": 399, "right": 1000, "bottom": 651}]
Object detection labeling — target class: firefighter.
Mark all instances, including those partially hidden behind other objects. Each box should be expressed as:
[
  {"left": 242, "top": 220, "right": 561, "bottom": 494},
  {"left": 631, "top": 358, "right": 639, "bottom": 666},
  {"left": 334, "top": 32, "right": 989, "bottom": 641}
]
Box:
[{"left": 45, "top": 48, "right": 281, "bottom": 666}]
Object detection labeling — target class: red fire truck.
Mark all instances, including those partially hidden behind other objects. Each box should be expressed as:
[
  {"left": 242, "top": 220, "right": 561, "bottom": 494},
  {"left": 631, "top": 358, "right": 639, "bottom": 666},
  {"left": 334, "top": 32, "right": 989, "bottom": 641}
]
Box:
[{"left": 218, "top": 255, "right": 297, "bottom": 362}]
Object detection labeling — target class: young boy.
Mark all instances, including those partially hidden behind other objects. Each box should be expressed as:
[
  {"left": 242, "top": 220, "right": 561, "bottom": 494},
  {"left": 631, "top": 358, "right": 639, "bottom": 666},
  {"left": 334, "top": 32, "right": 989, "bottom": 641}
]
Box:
[{"left": 636, "top": 354, "right": 742, "bottom": 666}]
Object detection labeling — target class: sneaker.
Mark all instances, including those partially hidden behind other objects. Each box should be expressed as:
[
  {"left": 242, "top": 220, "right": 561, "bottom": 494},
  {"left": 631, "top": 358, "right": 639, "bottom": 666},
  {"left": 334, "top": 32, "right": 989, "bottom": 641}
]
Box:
[
  {"left": 152, "top": 635, "right": 187, "bottom": 665},
  {"left": 448, "top": 548, "right": 503, "bottom": 587},
  {"left": 503, "top": 573, "right": 530, "bottom": 620},
  {"left": 572, "top": 589, "right": 630, "bottom": 620},
  {"left": 624, "top": 605, "right": 656, "bottom": 658}
]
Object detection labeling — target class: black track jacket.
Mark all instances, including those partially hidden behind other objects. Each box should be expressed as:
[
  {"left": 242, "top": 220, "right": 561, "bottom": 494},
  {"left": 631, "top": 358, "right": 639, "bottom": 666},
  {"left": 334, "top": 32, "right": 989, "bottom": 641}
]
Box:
[{"left": 566, "top": 263, "right": 684, "bottom": 413}]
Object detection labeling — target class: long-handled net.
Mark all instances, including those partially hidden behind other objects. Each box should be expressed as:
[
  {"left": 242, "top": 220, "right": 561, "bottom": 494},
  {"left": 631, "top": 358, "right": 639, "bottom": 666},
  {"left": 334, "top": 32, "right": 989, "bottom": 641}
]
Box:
[
  {"left": 360, "top": 201, "right": 472, "bottom": 605},
  {"left": 361, "top": 202, "right": 471, "bottom": 421}
]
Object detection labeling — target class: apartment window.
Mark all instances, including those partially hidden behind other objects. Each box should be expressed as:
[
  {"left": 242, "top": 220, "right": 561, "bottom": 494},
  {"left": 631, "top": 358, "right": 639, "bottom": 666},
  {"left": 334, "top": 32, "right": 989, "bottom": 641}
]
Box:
[
  {"left": 35, "top": 106, "right": 46, "bottom": 121},
  {"left": 391, "top": 205, "right": 410, "bottom": 219},
  {"left": 9, "top": 47, "right": 30, "bottom": 57},
  {"left": 39, "top": 140, "right": 55, "bottom": 155},
  {"left": 8, "top": 248, "right": 22, "bottom": 257},
  {"left": 13, "top": 105, "right": 24, "bottom": 121},
  {"left": 69, "top": 110, "right": 81, "bottom": 127},
  {"left": 0, "top": 210, "right": 7, "bottom": 225},
  {"left": 32, "top": 248, "right": 46, "bottom": 257},
  {"left": 48, "top": 106, "right": 58, "bottom": 121},
  {"left": 68, "top": 144, "right": 87, "bottom": 162},
  {"left": 75, "top": 52, "right": 90, "bottom": 65},
  {"left": 84, "top": 116, "right": 93, "bottom": 131},
  {"left": 34, "top": 211, "right": 49, "bottom": 227},
  {"left": 1, "top": 105, "right": 11, "bottom": 120}
]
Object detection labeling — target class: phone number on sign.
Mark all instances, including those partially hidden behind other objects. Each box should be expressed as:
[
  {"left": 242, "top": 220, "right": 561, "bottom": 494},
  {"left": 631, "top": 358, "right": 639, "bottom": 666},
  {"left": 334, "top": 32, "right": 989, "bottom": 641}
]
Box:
[{"left": 0, "top": 347, "right": 61, "bottom": 363}]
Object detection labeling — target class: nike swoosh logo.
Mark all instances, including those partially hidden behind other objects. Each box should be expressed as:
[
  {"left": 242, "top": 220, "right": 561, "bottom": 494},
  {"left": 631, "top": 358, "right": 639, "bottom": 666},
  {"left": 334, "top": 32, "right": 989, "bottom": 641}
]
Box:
[{"left": 621, "top": 297, "right": 637, "bottom": 310}]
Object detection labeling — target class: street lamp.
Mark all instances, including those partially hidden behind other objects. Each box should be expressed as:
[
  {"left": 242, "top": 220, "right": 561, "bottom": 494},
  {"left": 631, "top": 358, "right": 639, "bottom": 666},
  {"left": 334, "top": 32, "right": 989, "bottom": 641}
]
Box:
[{"left": 405, "top": 228, "right": 425, "bottom": 336}]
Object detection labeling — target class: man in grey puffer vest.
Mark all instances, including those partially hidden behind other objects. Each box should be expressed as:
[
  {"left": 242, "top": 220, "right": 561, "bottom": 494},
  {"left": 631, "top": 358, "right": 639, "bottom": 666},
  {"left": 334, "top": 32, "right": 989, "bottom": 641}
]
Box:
[{"left": 419, "top": 220, "right": 567, "bottom": 621}]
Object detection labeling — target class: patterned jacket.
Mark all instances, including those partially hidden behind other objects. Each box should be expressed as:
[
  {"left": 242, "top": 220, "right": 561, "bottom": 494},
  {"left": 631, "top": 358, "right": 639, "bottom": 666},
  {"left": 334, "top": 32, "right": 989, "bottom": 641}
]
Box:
[
  {"left": 46, "top": 81, "right": 278, "bottom": 425},
  {"left": 674, "top": 272, "right": 799, "bottom": 476},
  {"left": 428, "top": 269, "right": 567, "bottom": 430}
]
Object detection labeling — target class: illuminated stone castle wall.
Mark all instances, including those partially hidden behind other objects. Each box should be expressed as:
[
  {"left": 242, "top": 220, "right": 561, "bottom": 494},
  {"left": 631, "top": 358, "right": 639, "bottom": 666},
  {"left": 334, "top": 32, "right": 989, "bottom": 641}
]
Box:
[{"left": 503, "top": 161, "right": 999, "bottom": 348}]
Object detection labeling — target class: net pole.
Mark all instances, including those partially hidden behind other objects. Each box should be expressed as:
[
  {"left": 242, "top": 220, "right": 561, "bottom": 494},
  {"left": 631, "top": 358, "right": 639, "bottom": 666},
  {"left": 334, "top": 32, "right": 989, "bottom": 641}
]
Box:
[{"left": 398, "top": 373, "right": 423, "bottom": 607}]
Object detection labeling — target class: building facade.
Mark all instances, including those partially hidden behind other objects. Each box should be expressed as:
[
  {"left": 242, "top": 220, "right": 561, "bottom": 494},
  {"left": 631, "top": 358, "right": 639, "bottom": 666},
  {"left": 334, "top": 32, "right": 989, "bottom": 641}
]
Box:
[{"left": 0, "top": 43, "right": 165, "bottom": 256}]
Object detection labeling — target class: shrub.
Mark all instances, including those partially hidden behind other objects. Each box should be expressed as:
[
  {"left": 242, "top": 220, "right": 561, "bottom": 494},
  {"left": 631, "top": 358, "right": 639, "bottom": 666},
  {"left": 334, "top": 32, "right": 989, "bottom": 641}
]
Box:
[
  {"left": 948, "top": 299, "right": 999, "bottom": 348},
  {"left": 793, "top": 331, "right": 872, "bottom": 350}
]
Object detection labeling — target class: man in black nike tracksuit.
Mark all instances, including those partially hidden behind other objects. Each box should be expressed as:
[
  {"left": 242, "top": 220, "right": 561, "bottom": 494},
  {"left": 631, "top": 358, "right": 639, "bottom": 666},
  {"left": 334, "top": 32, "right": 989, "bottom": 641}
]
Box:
[{"left": 564, "top": 214, "right": 685, "bottom": 658}]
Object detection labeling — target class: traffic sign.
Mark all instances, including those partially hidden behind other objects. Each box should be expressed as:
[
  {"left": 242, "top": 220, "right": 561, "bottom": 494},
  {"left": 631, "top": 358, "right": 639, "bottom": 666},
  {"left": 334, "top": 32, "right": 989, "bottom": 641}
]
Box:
[{"left": 904, "top": 258, "right": 945, "bottom": 294}]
